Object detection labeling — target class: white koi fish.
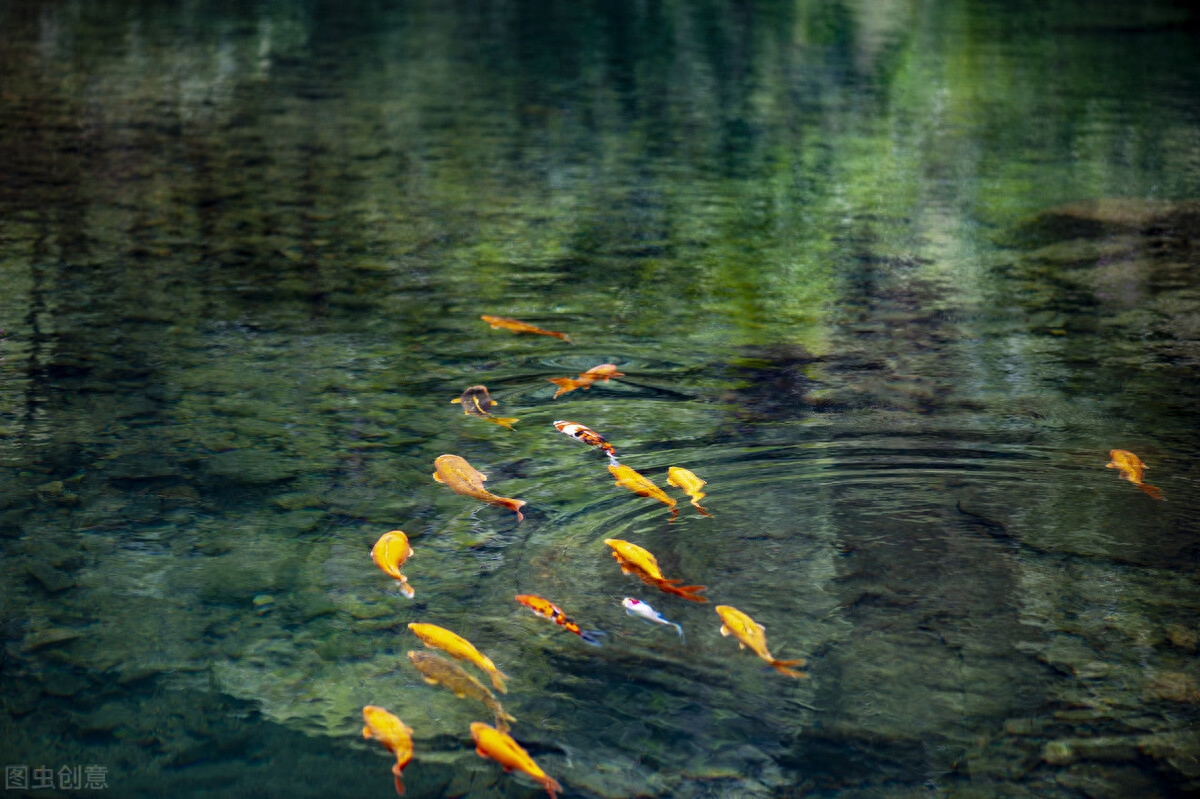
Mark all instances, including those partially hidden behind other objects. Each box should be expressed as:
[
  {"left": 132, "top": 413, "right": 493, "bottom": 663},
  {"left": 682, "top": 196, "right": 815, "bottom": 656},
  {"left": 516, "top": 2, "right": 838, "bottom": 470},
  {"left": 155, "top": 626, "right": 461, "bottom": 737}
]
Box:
[{"left": 622, "top": 597, "right": 684, "bottom": 642}]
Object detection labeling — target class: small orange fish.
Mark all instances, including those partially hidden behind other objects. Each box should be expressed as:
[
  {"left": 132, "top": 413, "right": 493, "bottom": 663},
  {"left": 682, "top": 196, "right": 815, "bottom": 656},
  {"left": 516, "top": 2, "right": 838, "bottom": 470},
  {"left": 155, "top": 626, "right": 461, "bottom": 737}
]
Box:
[
  {"left": 371, "top": 530, "right": 415, "bottom": 598},
  {"left": 481, "top": 314, "right": 572, "bottom": 343},
  {"left": 515, "top": 594, "right": 603, "bottom": 646},
  {"left": 553, "top": 420, "right": 616, "bottom": 457},
  {"left": 715, "top": 605, "right": 807, "bottom": 678},
  {"left": 666, "top": 466, "right": 712, "bottom": 517},
  {"left": 608, "top": 462, "right": 678, "bottom": 520},
  {"left": 471, "top": 722, "right": 563, "bottom": 799},
  {"left": 433, "top": 454, "right": 527, "bottom": 521},
  {"left": 408, "top": 623, "right": 509, "bottom": 693},
  {"left": 547, "top": 363, "right": 625, "bottom": 398},
  {"left": 604, "top": 539, "right": 707, "bottom": 602},
  {"left": 1106, "top": 449, "right": 1165, "bottom": 500},
  {"left": 362, "top": 705, "right": 414, "bottom": 795},
  {"left": 451, "top": 385, "right": 519, "bottom": 430}
]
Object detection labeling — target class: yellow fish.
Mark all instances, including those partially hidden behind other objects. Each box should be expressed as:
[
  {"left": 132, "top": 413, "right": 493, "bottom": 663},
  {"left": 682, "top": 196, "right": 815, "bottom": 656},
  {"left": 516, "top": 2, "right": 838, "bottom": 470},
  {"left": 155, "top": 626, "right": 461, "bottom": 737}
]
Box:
[
  {"left": 407, "top": 651, "right": 516, "bottom": 733},
  {"left": 608, "top": 462, "right": 677, "bottom": 520},
  {"left": 371, "top": 530, "right": 415, "bottom": 598},
  {"left": 433, "top": 454, "right": 526, "bottom": 521},
  {"left": 715, "top": 605, "right": 807, "bottom": 678},
  {"left": 361, "top": 705, "right": 414, "bottom": 795},
  {"left": 481, "top": 314, "right": 572, "bottom": 343},
  {"left": 1106, "top": 449, "right": 1165, "bottom": 500},
  {"left": 546, "top": 363, "right": 624, "bottom": 398},
  {"left": 603, "top": 539, "right": 707, "bottom": 602},
  {"left": 451, "top": 385, "right": 518, "bottom": 430},
  {"left": 408, "top": 623, "right": 509, "bottom": 693},
  {"left": 471, "top": 722, "right": 562, "bottom": 799},
  {"left": 666, "top": 466, "right": 712, "bottom": 517}
]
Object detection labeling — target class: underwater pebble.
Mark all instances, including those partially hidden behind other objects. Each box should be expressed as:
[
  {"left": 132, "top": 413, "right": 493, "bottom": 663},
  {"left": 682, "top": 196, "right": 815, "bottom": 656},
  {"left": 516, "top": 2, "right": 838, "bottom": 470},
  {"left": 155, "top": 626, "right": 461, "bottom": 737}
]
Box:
[
  {"left": 252, "top": 594, "right": 275, "bottom": 615},
  {"left": 271, "top": 493, "right": 325, "bottom": 510},
  {"left": 22, "top": 627, "right": 83, "bottom": 652},
  {"left": 1144, "top": 671, "right": 1200, "bottom": 703},
  {"left": 1164, "top": 624, "right": 1198, "bottom": 652}
]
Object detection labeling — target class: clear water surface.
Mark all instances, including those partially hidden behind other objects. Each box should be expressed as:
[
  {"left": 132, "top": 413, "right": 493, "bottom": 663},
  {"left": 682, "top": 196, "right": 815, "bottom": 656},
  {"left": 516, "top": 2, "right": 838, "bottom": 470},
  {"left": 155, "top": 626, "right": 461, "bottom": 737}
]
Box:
[{"left": 1, "top": 1, "right": 1199, "bottom": 797}]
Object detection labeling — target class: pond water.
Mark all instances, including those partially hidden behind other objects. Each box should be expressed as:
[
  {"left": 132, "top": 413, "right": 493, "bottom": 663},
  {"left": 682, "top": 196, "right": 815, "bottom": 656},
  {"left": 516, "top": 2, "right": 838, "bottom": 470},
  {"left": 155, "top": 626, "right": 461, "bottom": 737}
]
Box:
[{"left": 1, "top": 1, "right": 1199, "bottom": 797}]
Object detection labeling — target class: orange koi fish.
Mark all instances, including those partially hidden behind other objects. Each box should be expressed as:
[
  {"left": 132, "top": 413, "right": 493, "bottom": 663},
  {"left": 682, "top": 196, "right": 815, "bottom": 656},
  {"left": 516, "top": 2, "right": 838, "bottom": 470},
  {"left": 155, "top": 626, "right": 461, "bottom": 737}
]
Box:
[
  {"left": 433, "top": 454, "right": 527, "bottom": 521},
  {"left": 481, "top": 314, "right": 572, "bottom": 343},
  {"left": 408, "top": 622, "right": 509, "bottom": 693},
  {"left": 547, "top": 363, "right": 625, "bottom": 398},
  {"left": 451, "top": 385, "right": 518, "bottom": 430},
  {"left": 362, "top": 705, "right": 414, "bottom": 795},
  {"left": 371, "top": 530, "right": 415, "bottom": 598},
  {"left": 604, "top": 539, "right": 707, "bottom": 602},
  {"left": 553, "top": 420, "right": 616, "bottom": 457},
  {"left": 515, "top": 594, "right": 603, "bottom": 646},
  {"left": 608, "top": 461, "right": 678, "bottom": 520},
  {"left": 666, "top": 466, "right": 712, "bottom": 517},
  {"left": 1106, "top": 449, "right": 1165, "bottom": 500},
  {"left": 471, "top": 722, "right": 562, "bottom": 799},
  {"left": 715, "top": 605, "right": 807, "bottom": 679}
]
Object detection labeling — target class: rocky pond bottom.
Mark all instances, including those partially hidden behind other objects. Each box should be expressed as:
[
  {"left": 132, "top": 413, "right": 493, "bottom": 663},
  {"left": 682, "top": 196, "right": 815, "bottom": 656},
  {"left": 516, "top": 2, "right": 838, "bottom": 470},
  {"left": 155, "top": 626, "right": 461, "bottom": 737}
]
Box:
[{"left": 3, "top": 201, "right": 1199, "bottom": 799}]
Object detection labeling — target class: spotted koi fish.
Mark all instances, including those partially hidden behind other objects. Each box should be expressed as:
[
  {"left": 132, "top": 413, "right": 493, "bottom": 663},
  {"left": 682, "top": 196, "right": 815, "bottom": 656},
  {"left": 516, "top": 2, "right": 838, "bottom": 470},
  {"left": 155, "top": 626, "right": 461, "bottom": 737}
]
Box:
[
  {"left": 553, "top": 420, "right": 616, "bottom": 458},
  {"left": 451, "top": 385, "right": 518, "bottom": 430},
  {"left": 515, "top": 594, "right": 603, "bottom": 646}
]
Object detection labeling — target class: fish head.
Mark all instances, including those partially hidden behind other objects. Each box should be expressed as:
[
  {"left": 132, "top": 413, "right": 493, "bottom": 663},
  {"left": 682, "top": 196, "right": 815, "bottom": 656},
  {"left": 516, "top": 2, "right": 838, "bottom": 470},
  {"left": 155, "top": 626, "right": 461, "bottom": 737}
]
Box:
[{"left": 622, "top": 597, "right": 642, "bottom": 611}]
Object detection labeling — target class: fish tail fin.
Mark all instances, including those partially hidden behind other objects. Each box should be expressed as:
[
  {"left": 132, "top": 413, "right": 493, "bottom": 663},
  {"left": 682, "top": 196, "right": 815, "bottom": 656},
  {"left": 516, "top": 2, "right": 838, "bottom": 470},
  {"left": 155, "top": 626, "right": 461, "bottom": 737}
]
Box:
[
  {"left": 396, "top": 579, "right": 415, "bottom": 599},
  {"left": 674, "top": 624, "right": 686, "bottom": 643},
  {"left": 391, "top": 764, "right": 406, "bottom": 796},
  {"left": 659, "top": 582, "right": 709, "bottom": 603},
  {"left": 692, "top": 501, "right": 713, "bottom": 517},
  {"left": 771, "top": 658, "right": 809, "bottom": 679},
  {"left": 492, "top": 416, "right": 519, "bottom": 430},
  {"left": 1139, "top": 483, "right": 1166, "bottom": 501},
  {"left": 556, "top": 332, "right": 573, "bottom": 344},
  {"left": 542, "top": 776, "right": 564, "bottom": 799},
  {"left": 505, "top": 499, "right": 527, "bottom": 522},
  {"left": 490, "top": 670, "right": 509, "bottom": 694},
  {"left": 579, "top": 629, "right": 605, "bottom": 646},
  {"left": 668, "top": 506, "right": 679, "bottom": 522},
  {"left": 547, "top": 377, "right": 579, "bottom": 397}
]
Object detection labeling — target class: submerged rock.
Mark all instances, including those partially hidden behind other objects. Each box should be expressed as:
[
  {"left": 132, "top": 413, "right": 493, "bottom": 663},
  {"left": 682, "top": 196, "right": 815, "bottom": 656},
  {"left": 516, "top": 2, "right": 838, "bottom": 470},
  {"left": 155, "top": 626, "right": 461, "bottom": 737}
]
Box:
[
  {"left": 203, "top": 450, "right": 300, "bottom": 484},
  {"left": 25, "top": 561, "right": 75, "bottom": 593}
]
